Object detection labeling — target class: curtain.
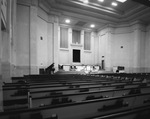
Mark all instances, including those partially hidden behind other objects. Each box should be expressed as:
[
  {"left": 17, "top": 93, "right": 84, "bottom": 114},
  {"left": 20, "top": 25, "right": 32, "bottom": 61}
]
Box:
[
  {"left": 60, "top": 27, "right": 68, "bottom": 48},
  {"left": 84, "top": 31, "right": 91, "bottom": 50},
  {"left": 72, "top": 30, "right": 81, "bottom": 44}
]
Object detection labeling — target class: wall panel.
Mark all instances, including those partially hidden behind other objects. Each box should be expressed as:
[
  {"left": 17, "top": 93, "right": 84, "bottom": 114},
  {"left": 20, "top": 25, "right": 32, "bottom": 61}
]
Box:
[
  {"left": 59, "top": 50, "right": 69, "bottom": 64},
  {"left": 98, "top": 22, "right": 147, "bottom": 73},
  {"left": 16, "top": 4, "right": 30, "bottom": 76},
  {"left": 47, "top": 22, "right": 54, "bottom": 66},
  {"left": 112, "top": 33, "right": 132, "bottom": 72},
  {"left": 37, "top": 17, "right": 48, "bottom": 69}
]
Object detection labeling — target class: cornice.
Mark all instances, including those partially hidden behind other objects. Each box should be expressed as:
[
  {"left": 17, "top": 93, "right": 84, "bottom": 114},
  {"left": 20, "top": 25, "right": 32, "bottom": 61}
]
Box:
[
  {"left": 38, "top": 0, "right": 50, "bottom": 13},
  {"left": 123, "top": 5, "right": 145, "bottom": 17},
  {"left": 59, "top": 23, "right": 95, "bottom": 32},
  {"left": 130, "top": 20, "right": 146, "bottom": 32},
  {"left": 121, "top": 7, "right": 150, "bottom": 23},
  {"left": 98, "top": 20, "right": 147, "bottom": 35}
]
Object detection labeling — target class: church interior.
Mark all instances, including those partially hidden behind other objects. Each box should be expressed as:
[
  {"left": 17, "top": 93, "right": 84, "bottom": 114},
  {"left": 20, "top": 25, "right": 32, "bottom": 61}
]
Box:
[{"left": 0, "top": 0, "right": 150, "bottom": 118}]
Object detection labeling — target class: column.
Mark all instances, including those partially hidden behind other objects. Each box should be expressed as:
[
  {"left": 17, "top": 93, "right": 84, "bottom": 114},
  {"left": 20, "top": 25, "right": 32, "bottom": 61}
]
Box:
[
  {"left": 0, "top": 0, "right": 3, "bottom": 112},
  {"left": 80, "top": 30, "right": 84, "bottom": 64},
  {"left": 94, "top": 33, "right": 99, "bottom": 65},
  {"left": 29, "top": 3, "right": 38, "bottom": 74},
  {"left": 53, "top": 16, "right": 59, "bottom": 72},
  {"left": 10, "top": 0, "right": 17, "bottom": 77},
  {"left": 68, "top": 28, "right": 72, "bottom": 64},
  {"left": 1, "top": 0, "right": 12, "bottom": 83},
  {"left": 47, "top": 21, "right": 54, "bottom": 65},
  {"left": 132, "top": 24, "right": 142, "bottom": 73},
  {"left": 105, "top": 27, "right": 113, "bottom": 71},
  {"left": 91, "top": 32, "right": 95, "bottom": 65}
]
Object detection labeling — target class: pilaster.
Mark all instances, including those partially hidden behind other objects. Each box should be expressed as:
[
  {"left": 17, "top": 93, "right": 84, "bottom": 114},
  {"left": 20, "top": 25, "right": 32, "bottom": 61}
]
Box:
[
  {"left": 80, "top": 30, "right": 84, "bottom": 64},
  {"left": 0, "top": 0, "right": 3, "bottom": 112},
  {"left": 105, "top": 27, "right": 113, "bottom": 71},
  {"left": 53, "top": 16, "right": 59, "bottom": 72},
  {"left": 132, "top": 23, "right": 145, "bottom": 72},
  {"left": 29, "top": 4, "right": 38, "bottom": 74},
  {"left": 68, "top": 28, "right": 72, "bottom": 64}
]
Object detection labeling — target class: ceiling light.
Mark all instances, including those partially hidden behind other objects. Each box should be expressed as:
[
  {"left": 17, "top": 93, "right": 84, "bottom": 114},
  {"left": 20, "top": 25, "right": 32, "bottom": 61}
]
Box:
[
  {"left": 90, "top": 24, "right": 95, "bottom": 28},
  {"left": 116, "top": 0, "right": 127, "bottom": 3},
  {"left": 65, "top": 19, "right": 70, "bottom": 23},
  {"left": 111, "top": 2, "right": 118, "bottom": 6},
  {"left": 98, "top": 0, "right": 104, "bottom": 2},
  {"left": 83, "top": 0, "right": 89, "bottom": 4}
]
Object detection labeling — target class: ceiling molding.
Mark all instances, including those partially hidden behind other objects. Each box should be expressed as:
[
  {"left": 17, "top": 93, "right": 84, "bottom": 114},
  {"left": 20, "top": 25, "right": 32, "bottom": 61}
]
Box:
[
  {"left": 123, "top": 5, "right": 146, "bottom": 17},
  {"left": 43, "top": 0, "right": 150, "bottom": 30},
  {"left": 98, "top": 20, "right": 147, "bottom": 32},
  {"left": 38, "top": 0, "right": 50, "bottom": 14},
  {"left": 59, "top": 23, "right": 95, "bottom": 32},
  {"left": 47, "top": 3, "right": 121, "bottom": 24},
  {"left": 45, "top": 0, "right": 150, "bottom": 24},
  {"left": 121, "top": 7, "right": 150, "bottom": 23},
  {"left": 69, "top": 0, "right": 123, "bottom": 15}
]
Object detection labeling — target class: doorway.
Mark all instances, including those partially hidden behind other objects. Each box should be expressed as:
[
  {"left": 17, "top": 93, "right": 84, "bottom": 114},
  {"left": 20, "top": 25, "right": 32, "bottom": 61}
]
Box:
[{"left": 73, "top": 49, "right": 80, "bottom": 63}]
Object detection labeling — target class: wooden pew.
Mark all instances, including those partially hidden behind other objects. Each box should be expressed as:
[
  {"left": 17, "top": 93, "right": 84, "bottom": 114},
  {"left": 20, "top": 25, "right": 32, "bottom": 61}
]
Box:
[
  {"left": 3, "top": 80, "right": 131, "bottom": 100},
  {"left": 23, "top": 74, "right": 103, "bottom": 83},
  {"left": 88, "top": 106, "right": 150, "bottom": 119},
  {"left": 1, "top": 73, "right": 149, "bottom": 118},
  {"left": 3, "top": 80, "right": 143, "bottom": 111},
  {"left": 3, "top": 73, "right": 149, "bottom": 111},
  {"left": 30, "top": 86, "right": 150, "bottom": 108},
  {"left": 29, "top": 81, "right": 142, "bottom": 93},
  {"left": 30, "top": 82, "right": 143, "bottom": 99},
  {"left": 11, "top": 73, "right": 150, "bottom": 84},
  {"left": 0, "top": 80, "right": 113, "bottom": 111},
  {"left": 1, "top": 92, "right": 150, "bottom": 119},
  {"left": 3, "top": 79, "right": 143, "bottom": 100}
]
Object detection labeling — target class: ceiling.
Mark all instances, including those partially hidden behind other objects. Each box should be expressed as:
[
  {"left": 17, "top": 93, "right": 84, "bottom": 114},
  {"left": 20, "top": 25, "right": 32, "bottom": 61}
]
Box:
[{"left": 43, "top": 0, "right": 150, "bottom": 30}]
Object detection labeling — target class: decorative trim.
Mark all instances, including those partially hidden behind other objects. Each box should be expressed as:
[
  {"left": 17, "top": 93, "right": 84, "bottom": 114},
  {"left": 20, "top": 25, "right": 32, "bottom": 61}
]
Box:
[
  {"left": 84, "top": 50, "right": 92, "bottom": 53},
  {"left": 60, "top": 48, "right": 69, "bottom": 51},
  {"left": 70, "top": 43, "right": 83, "bottom": 47}
]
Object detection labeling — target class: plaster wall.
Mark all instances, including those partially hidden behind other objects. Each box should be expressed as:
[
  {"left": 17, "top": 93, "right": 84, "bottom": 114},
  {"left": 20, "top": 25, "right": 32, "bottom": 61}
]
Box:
[
  {"left": 98, "top": 23, "right": 147, "bottom": 73},
  {"left": 15, "top": 4, "right": 30, "bottom": 76}
]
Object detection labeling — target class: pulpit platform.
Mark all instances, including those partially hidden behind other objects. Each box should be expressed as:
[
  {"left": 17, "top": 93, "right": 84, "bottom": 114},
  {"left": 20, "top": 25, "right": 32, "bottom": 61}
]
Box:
[{"left": 56, "top": 64, "right": 113, "bottom": 75}]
